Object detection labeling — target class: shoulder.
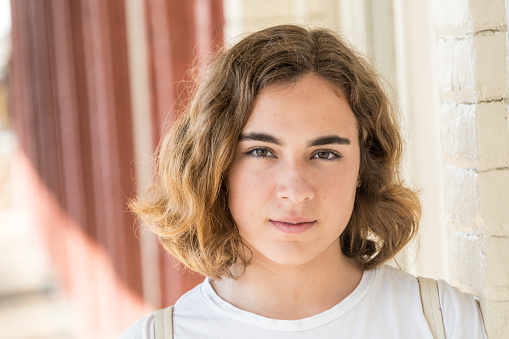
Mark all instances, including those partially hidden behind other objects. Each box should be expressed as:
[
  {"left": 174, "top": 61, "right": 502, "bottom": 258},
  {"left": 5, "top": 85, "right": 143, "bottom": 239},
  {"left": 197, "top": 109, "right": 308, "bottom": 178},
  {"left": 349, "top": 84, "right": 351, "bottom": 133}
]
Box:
[
  {"left": 436, "top": 279, "right": 487, "bottom": 338},
  {"left": 373, "top": 265, "right": 487, "bottom": 338},
  {"left": 118, "top": 280, "right": 206, "bottom": 339},
  {"left": 372, "top": 264, "right": 420, "bottom": 292},
  {"left": 118, "top": 313, "right": 155, "bottom": 339}
]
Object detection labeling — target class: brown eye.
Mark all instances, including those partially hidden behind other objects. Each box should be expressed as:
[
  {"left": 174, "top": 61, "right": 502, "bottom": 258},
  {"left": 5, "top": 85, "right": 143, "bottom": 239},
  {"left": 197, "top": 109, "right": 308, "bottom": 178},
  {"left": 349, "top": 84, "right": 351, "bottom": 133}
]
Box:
[
  {"left": 255, "top": 148, "right": 269, "bottom": 156},
  {"left": 312, "top": 150, "right": 341, "bottom": 160},
  {"left": 245, "top": 147, "right": 276, "bottom": 158}
]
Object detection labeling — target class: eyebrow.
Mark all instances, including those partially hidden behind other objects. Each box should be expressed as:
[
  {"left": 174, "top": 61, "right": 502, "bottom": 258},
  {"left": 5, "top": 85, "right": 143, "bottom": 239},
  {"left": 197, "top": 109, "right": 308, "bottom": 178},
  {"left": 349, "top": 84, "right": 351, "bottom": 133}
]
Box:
[
  {"left": 238, "top": 132, "right": 351, "bottom": 147},
  {"left": 307, "top": 135, "right": 351, "bottom": 147}
]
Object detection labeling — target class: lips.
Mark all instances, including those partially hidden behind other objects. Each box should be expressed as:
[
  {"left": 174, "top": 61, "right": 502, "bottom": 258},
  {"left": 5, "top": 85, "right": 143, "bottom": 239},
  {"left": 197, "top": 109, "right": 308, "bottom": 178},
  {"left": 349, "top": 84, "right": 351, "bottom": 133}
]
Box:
[{"left": 269, "top": 219, "right": 316, "bottom": 234}]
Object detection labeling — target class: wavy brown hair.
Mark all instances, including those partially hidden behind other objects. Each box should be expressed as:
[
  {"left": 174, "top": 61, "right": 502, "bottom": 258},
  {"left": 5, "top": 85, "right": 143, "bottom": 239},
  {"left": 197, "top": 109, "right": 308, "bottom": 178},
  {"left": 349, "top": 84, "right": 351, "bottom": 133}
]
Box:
[{"left": 131, "top": 24, "right": 421, "bottom": 280}]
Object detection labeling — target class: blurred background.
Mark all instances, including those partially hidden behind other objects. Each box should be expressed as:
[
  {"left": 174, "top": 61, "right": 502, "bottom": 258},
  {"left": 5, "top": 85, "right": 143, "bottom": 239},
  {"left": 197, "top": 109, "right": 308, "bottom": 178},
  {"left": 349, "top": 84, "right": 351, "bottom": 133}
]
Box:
[{"left": 1, "top": 0, "right": 508, "bottom": 338}]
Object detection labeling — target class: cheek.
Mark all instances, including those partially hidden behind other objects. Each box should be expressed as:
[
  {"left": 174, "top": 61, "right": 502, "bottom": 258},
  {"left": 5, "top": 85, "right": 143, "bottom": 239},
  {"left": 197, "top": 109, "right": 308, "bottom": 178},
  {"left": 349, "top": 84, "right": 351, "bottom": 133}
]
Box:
[
  {"left": 317, "top": 167, "right": 359, "bottom": 207},
  {"left": 227, "top": 164, "right": 279, "bottom": 231},
  {"left": 227, "top": 164, "right": 260, "bottom": 218},
  {"left": 228, "top": 161, "right": 272, "bottom": 197}
]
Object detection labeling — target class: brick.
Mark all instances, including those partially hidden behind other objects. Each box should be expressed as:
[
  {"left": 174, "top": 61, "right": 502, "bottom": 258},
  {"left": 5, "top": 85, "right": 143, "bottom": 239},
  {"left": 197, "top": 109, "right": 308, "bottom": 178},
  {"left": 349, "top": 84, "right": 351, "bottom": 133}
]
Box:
[
  {"left": 447, "top": 234, "right": 509, "bottom": 300},
  {"left": 440, "top": 101, "right": 509, "bottom": 170},
  {"left": 451, "top": 36, "right": 476, "bottom": 101},
  {"left": 443, "top": 165, "right": 480, "bottom": 229},
  {"left": 479, "top": 170, "right": 509, "bottom": 236},
  {"left": 442, "top": 32, "right": 507, "bottom": 102},
  {"left": 448, "top": 234, "right": 509, "bottom": 301},
  {"left": 482, "top": 301, "right": 509, "bottom": 338},
  {"left": 473, "top": 31, "right": 508, "bottom": 100},
  {"left": 476, "top": 101, "right": 509, "bottom": 169},
  {"left": 436, "top": 37, "right": 454, "bottom": 97},
  {"left": 434, "top": 0, "right": 506, "bottom": 35},
  {"left": 469, "top": 0, "right": 506, "bottom": 31},
  {"left": 448, "top": 232, "right": 486, "bottom": 293},
  {"left": 441, "top": 102, "right": 478, "bottom": 166},
  {"left": 443, "top": 168, "right": 509, "bottom": 236},
  {"left": 434, "top": 0, "right": 470, "bottom": 34},
  {"left": 483, "top": 237, "right": 509, "bottom": 297}
]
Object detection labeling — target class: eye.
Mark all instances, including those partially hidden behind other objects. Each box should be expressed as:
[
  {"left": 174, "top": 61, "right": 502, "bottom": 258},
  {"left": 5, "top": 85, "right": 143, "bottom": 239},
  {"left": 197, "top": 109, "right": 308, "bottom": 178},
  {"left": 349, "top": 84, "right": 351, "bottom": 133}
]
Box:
[
  {"left": 245, "top": 147, "right": 276, "bottom": 158},
  {"left": 312, "top": 150, "right": 341, "bottom": 160}
]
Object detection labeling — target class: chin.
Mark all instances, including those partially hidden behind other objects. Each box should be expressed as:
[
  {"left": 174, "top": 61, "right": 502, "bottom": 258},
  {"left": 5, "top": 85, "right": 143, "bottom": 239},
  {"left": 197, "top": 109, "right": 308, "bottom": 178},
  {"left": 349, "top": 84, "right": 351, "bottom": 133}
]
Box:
[{"left": 256, "top": 247, "right": 320, "bottom": 267}]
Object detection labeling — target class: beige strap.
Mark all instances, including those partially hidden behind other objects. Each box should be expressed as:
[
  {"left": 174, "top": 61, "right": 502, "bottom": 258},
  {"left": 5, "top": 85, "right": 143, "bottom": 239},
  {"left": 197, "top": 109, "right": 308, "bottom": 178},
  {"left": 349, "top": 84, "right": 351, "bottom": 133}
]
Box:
[
  {"left": 418, "top": 277, "right": 446, "bottom": 339},
  {"left": 155, "top": 306, "right": 174, "bottom": 339}
]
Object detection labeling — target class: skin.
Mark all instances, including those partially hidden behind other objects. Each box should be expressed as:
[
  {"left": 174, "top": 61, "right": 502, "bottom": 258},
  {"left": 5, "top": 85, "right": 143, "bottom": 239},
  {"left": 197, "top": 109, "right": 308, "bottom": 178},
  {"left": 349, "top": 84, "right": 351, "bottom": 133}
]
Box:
[{"left": 212, "top": 73, "right": 363, "bottom": 320}]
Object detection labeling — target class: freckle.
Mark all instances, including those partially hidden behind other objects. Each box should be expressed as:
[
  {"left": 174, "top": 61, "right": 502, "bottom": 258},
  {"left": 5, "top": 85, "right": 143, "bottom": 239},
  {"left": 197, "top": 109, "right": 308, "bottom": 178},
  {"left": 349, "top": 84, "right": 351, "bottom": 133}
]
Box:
[{"left": 293, "top": 291, "right": 301, "bottom": 301}]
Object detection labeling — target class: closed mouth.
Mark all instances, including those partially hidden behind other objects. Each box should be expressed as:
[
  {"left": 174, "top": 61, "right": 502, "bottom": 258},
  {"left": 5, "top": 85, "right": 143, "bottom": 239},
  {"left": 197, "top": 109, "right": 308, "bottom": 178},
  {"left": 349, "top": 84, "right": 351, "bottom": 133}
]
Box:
[{"left": 269, "top": 220, "right": 316, "bottom": 234}]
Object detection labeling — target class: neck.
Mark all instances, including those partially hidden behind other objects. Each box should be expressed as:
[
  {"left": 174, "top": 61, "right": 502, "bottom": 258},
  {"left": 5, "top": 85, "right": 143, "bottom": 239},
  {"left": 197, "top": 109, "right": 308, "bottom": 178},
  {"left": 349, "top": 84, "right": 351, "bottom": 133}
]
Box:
[{"left": 211, "top": 244, "right": 363, "bottom": 320}]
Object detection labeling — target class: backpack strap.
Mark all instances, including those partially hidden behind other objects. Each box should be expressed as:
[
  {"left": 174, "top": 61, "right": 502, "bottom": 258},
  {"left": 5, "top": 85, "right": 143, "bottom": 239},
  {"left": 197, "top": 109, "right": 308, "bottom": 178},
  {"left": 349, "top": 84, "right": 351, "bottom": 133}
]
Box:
[
  {"left": 417, "top": 277, "right": 446, "bottom": 339},
  {"left": 155, "top": 305, "right": 174, "bottom": 339}
]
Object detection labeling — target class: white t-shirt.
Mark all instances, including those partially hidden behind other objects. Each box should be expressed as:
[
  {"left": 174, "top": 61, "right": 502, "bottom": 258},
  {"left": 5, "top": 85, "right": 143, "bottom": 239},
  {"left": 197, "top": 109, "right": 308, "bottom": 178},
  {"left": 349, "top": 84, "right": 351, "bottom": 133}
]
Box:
[{"left": 119, "top": 265, "right": 487, "bottom": 338}]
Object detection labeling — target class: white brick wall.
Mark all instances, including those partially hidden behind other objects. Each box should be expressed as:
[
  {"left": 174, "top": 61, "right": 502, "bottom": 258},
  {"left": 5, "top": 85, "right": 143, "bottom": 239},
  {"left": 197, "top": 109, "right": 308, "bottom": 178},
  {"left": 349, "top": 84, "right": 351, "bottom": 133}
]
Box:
[
  {"left": 437, "top": 32, "right": 507, "bottom": 103},
  {"left": 434, "top": 0, "right": 506, "bottom": 35},
  {"left": 434, "top": 0, "right": 509, "bottom": 336}
]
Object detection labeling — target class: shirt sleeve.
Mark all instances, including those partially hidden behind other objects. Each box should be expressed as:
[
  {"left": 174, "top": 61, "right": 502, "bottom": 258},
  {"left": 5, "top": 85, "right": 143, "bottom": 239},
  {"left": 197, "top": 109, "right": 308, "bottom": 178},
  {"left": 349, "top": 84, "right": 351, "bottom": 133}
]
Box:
[
  {"left": 118, "top": 313, "right": 156, "bottom": 339},
  {"left": 437, "top": 280, "right": 487, "bottom": 339}
]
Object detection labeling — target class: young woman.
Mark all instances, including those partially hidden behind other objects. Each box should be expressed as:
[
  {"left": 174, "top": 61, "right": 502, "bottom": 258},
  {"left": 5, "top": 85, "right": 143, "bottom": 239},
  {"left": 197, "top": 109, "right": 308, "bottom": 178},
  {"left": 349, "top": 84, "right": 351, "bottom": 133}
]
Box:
[{"left": 121, "top": 25, "right": 487, "bottom": 338}]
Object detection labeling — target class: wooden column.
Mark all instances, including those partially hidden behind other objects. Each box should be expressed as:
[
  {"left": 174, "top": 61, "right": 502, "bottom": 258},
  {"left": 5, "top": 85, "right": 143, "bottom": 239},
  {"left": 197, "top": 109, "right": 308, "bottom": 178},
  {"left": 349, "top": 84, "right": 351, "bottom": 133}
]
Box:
[
  {"left": 10, "top": 0, "right": 144, "bottom": 337},
  {"left": 143, "top": 0, "right": 224, "bottom": 307}
]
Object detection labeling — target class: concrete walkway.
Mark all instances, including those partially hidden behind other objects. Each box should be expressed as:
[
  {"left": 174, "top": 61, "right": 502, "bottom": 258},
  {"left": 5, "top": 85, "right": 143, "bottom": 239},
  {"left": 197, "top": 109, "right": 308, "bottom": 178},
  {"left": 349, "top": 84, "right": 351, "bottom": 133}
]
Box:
[{"left": 0, "top": 130, "right": 75, "bottom": 339}]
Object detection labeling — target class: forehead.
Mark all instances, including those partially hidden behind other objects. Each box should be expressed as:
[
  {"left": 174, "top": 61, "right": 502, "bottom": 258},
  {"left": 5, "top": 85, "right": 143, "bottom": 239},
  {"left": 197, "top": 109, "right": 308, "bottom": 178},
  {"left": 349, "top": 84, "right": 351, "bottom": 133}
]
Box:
[{"left": 243, "top": 74, "right": 358, "bottom": 141}]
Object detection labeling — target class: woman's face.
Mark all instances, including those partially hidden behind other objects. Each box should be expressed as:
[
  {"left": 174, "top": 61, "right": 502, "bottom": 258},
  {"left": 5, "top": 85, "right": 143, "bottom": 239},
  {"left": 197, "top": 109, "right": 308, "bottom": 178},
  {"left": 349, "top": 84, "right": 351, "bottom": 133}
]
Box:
[{"left": 227, "top": 73, "right": 361, "bottom": 267}]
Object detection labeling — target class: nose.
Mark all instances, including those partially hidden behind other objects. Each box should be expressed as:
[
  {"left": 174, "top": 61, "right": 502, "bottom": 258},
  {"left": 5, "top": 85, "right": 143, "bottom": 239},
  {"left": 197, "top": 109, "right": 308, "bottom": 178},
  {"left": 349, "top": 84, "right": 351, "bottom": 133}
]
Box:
[{"left": 275, "top": 162, "right": 314, "bottom": 203}]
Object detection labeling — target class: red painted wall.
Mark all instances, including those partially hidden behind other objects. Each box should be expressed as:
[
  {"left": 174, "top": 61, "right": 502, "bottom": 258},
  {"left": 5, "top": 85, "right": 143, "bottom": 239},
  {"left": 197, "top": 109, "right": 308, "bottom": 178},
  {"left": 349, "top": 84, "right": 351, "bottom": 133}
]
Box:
[
  {"left": 144, "top": 0, "right": 224, "bottom": 308},
  {"left": 10, "top": 0, "right": 223, "bottom": 336}
]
